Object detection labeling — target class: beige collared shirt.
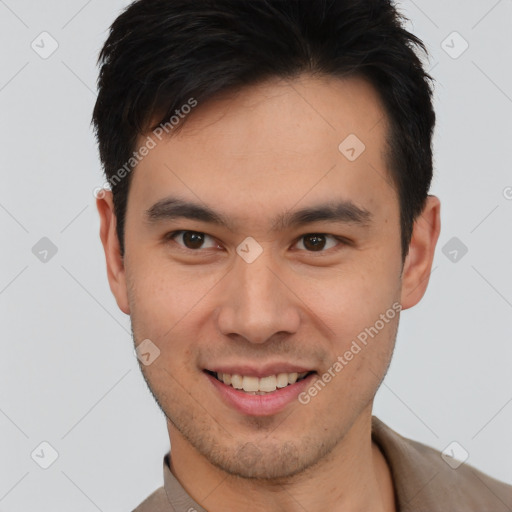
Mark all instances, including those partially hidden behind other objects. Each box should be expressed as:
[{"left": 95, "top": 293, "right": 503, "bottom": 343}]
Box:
[{"left": 133, "top": 416, "right": 512, "bottom": 511}]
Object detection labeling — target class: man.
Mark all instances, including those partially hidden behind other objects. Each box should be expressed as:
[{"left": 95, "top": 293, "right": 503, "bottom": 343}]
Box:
[{"left": 92, "top": 1, "right": 512, "bottom": 511}]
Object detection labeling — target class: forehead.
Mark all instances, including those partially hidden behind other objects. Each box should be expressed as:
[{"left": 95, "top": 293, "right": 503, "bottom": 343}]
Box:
[{"left": 129, "top": 74, "right": 397, "bottom": 230}]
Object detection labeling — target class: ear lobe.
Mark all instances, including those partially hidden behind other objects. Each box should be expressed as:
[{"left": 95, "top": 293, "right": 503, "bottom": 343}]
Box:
[
  {"left": 96, "top": 190, "right": 131, "bottom": 315},
  {"left": 400, "top": 195, "right": 441, "bottom": 310}
]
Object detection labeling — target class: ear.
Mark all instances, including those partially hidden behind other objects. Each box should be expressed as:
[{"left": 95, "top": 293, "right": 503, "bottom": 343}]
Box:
[
  {"left": 96, "top": 190, "right": 130, "bottom": 315},
  {"left": 400, "top": 195, "right": 441, "bottom": 310}
]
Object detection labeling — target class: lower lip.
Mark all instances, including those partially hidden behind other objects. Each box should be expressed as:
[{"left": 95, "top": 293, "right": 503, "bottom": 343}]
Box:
[{"left": 205, "top": 371, "right": 316, "bottom": 416}]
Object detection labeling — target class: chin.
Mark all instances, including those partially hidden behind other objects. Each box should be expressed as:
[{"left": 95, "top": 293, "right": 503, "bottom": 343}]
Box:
[{"left": 195, "top": 432, "right": 334, "bottom": 481}]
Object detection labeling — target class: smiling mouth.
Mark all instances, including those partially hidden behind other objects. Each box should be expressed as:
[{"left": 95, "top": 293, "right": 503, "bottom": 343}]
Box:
[{"left": 205, "top": 370, "right": 315, "bottom": 394}]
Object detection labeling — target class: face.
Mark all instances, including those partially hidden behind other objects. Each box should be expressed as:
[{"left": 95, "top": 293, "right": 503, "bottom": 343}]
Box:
[{"left": 99, "top": 74, "right": 435, "bottom": 480}]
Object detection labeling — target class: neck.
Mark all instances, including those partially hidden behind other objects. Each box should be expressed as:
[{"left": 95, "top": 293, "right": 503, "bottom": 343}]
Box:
[{"left": 167, "top": 407, "right": 396, "bottom": 512}]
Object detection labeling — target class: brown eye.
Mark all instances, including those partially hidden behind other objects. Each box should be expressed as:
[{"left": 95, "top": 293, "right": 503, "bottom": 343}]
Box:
[
  {"left": 296, "top": 234, "right": 342, "bottom": 252},
  {"left": 182, "top": 231, "right": 205, "bottom": 249},
  {"left": 302, "top": 234, "right": 326, "bottom": 251},
  {"left": 167, "top": 231, "right": 217, "bottom": 250}
]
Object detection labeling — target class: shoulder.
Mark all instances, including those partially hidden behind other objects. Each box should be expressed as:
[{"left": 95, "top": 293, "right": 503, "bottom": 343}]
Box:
[
  {"left": 131, "top": 453, "right": 207, "bottom": 512},
  {"left": 405, "top": 434, "right": 512, "bottom": 511},
  {"left": 132, "top": 486, "right": 169, "bottom": 512},
  {"left": 372, "top": 416, "right": 512, "bottom": 511}
]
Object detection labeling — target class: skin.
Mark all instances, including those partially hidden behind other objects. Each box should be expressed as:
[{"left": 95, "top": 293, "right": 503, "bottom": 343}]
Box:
[{"left": 97, "top": 73, "right": 441, "bottom": 512}]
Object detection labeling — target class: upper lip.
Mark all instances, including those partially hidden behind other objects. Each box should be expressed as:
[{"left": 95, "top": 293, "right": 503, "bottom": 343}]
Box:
[{"left": 205, "top": 364, "right": 315, "bottom": 378}]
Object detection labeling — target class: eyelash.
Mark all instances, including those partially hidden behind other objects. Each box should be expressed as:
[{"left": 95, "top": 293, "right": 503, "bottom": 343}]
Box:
[{"left": 163, "top": 230, "right": 349, "bottom": 255}]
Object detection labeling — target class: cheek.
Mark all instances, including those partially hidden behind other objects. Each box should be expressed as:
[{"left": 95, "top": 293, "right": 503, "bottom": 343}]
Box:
[
  {"left": 126, "top": 259, "right": 178, "bottom": 335},
  {"left": 127, "top": 256, "right": 221, "bottom": 343},
  {"left": 296, "top": 256, "right": 399, "bottom": 336}
]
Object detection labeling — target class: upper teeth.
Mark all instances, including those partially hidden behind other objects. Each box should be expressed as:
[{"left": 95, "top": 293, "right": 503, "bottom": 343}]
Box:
[{"left": 216, "top": 372, "right": 309, "bottom": 393}]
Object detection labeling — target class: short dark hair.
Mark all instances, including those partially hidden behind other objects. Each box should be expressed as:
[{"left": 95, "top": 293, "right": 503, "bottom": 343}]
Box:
[{"left": 92, "top": 0, "right": 436, "bottom": 263}]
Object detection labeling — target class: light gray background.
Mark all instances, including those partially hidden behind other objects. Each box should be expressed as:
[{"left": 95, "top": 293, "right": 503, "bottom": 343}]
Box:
[{"left": 1, "top": 0, "right": 511, "bottom": 510}]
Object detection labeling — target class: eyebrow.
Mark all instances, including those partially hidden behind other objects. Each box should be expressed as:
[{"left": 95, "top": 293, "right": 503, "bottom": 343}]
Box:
[{"left": 144, "top": 196, "right": 373, "bottom": 232}]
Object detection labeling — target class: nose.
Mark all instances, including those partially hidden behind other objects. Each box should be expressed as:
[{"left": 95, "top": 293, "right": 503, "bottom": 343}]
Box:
[{"left": 215, "top": 251, "right": 301, "bottom": 344}]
